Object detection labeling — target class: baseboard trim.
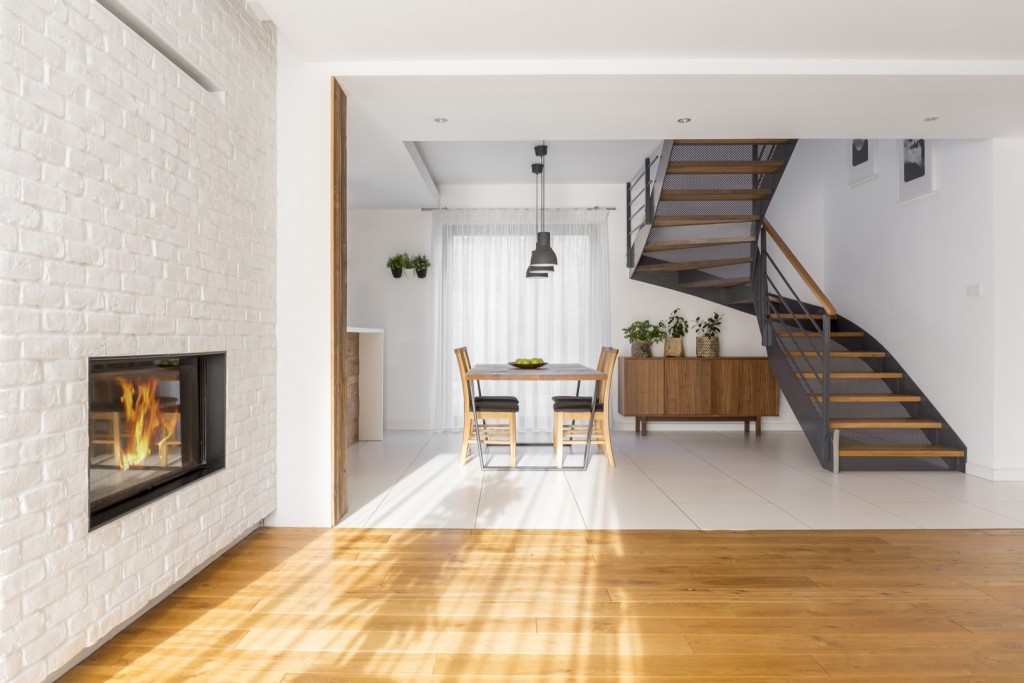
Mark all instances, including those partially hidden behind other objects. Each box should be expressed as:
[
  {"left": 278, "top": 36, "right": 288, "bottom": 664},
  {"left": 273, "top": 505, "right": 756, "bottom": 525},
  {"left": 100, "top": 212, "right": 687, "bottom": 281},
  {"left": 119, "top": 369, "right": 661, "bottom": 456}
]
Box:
[{"left": 966, "top": 462, "right": 1024, "bottom": 482}]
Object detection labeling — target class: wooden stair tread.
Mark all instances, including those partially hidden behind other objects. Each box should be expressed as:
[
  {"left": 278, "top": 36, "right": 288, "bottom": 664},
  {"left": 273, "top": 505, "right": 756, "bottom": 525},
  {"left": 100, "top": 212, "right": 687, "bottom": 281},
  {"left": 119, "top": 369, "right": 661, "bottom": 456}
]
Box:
[
  {"left": 829, "top": 418, "right": 943, "bottom": 429},
  {"left": 662, "top": 189, "right": 773, "bottom": 201},
  {"left": 673, "top": 139, "right": 795, "bottom": 145},
  {"left": 775, "top": 330, "right": 864, "bottom": 338},
  {"left": 811, "top": 394, "right": 922, "bottom": 403},
  {"left": 653, "top": 214, "right": 760, "bottom": 227},
  {"left": 798, "top": 371, "right": 903, "bottom": 379},
  {"left": 770, "top": 312, "right": 838, "bottom": 320},
  {"left": 838, "top": 444, "right": 965, "bottom": 457},
  {"left": 636, "top": 257, "right": 752, "bottom": 273},
  {"left": 667, "top": 160, "right": 785, "bottom": 174},
  {"left": 678, "top": 276, "right": 750, "bottom": 289},
  {"left": 786, "top": 351, "right": 886, "bottom": 358},
  {"left": 645, "top": 236, "right": 755, "bottom": 252}
]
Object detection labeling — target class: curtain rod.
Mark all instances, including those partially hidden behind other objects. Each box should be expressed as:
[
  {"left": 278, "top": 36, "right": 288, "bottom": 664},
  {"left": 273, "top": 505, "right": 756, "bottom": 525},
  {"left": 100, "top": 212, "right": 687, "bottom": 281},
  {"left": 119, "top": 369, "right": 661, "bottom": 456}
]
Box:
[{"left": 420, "top": 206, "right": 616, "bottom": 211}]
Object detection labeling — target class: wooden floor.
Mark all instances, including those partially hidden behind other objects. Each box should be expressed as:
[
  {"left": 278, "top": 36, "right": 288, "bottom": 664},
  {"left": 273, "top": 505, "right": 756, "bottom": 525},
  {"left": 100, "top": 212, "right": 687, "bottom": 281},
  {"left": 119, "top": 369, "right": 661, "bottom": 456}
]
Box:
[{"left": 65, "top": 528, "right": 1024, "bottom": 682}]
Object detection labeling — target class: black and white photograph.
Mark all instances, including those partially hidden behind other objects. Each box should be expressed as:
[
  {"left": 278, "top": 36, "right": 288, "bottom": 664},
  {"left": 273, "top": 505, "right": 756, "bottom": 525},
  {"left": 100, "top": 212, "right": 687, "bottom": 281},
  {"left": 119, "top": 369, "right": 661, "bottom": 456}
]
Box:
[
  {"left": 848, "top": 138, "right": 876, "bottom": 184},
  {"left": 898, "top": 139, "right": 936, "bottom": 201}
]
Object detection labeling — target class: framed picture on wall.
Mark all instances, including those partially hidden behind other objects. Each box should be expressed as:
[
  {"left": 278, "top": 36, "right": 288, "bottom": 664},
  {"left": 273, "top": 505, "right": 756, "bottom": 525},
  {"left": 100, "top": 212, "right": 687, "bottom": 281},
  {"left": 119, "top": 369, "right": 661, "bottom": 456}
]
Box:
[
  {"left": 898, "top": 139, "right": 936, "bottom": 201},
  {"left": 848, "top": 139, "right": 877, "bottom": 184}
]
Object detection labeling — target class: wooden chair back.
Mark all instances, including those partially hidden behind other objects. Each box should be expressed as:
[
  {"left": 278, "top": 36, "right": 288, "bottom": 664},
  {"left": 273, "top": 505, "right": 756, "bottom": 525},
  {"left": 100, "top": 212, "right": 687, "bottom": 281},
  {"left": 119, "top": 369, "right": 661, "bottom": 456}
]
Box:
[{"left": 454, "top": 346, "right": 471, "bottom": 412}]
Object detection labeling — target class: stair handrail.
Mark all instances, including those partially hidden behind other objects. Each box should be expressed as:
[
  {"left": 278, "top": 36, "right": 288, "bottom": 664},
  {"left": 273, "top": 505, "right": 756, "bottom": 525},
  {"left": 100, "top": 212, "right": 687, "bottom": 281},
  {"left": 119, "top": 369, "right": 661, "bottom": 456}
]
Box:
[
  {"left": 762, "top": 219, "right": 835, "bottom": 316},
  {"left": 625, "top": 141, "right": 672, "bottom": 271},
  {"left": 755, "top": 219, "right": 835, "bottom": 469}
]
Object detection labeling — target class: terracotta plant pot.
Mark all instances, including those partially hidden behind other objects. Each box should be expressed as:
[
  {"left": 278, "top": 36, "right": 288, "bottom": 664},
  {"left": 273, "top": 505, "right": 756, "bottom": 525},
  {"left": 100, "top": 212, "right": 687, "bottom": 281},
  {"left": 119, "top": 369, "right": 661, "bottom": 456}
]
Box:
[
  {"left": 664, "top": 337, "right": 684, "bottom": 357},
  {"left": 630, "top": 341, "right": 653, "bottom": 358},
  {"left": 695, "top": 336, "right": 719, "bottom": 358},
  {"left": 390, "top": 267, "right": 403, "bottom": 278}
]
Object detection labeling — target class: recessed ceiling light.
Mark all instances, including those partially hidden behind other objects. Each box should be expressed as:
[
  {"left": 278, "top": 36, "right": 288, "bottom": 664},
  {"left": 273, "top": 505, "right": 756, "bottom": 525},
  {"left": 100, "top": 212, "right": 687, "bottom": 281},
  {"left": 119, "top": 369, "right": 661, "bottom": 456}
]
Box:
[
  {"left": 434, "top": 117, "right": 448, "bottom": 124},
  {"left": 676, "top": 117, "right": 692, "bottom": 124},
  {"left": 923, "top": 116, "right": 939, "bottom": 122}
]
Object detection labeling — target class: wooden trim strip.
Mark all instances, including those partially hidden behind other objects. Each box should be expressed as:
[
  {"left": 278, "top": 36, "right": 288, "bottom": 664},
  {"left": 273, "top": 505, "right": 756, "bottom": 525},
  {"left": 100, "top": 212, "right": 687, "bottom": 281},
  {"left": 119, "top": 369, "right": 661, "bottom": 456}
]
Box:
[
  {"left": 330, "top": 78, "right": 348, "bottom": 526},
  {"left": 763, "top": 219, "right": 836, "bottom": 316}
]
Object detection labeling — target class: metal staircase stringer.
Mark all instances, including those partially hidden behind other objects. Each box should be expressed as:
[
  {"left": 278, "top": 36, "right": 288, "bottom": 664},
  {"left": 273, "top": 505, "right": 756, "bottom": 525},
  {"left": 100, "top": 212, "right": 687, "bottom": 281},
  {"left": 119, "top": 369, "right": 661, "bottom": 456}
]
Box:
[{"left": 627, "top": 140, "right": 673, "bottom": 280}]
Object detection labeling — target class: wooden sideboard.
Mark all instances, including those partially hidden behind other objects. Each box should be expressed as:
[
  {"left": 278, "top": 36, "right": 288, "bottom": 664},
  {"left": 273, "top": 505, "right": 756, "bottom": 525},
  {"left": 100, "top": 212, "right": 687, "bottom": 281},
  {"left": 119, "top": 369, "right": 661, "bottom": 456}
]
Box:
[{"left": 617, "top": 357, "right": 779, "bottom": 435}]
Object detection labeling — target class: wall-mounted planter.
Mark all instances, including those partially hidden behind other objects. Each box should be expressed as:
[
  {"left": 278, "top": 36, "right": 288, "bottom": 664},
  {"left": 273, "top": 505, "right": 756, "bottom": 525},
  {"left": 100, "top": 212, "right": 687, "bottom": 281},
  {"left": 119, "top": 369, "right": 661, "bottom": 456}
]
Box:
[
  {"left": 390, "top": 267, "right": 403, "bottom": 278},
  {"left": 415, "top": 269, "right": 427, "bottom": 278}
]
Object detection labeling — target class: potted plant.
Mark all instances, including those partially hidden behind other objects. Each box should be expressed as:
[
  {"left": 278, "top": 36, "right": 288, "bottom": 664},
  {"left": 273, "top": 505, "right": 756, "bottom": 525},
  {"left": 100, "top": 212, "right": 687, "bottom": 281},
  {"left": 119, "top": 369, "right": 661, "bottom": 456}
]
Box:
[
  {"left": 622, "top": 319, "right": 666, "bottom": 358},
  {"left": 661, "top": 308, "right": 688, "bottom": 358},
  {"left": 386, "top": 253, "right": 411, "bottom": 278},
  {"left": 410, "top": 254, "right": 431, "bottom": 278},
  {"left": 693, "top": 312, "right": 723, "bottom": 358}
]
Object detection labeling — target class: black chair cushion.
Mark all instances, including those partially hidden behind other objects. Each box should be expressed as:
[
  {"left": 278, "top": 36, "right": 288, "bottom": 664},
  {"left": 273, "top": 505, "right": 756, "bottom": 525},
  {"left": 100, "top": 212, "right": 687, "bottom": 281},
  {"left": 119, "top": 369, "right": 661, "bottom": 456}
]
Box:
[
  {"left": 479, "top": 395, "right": 519, "bottom": 403},
  {"left": 472, "top": 398, "right": 519, "bottom": 412},
  {"left": 553, "top": 399, "right": 604, "bottom": 412}
]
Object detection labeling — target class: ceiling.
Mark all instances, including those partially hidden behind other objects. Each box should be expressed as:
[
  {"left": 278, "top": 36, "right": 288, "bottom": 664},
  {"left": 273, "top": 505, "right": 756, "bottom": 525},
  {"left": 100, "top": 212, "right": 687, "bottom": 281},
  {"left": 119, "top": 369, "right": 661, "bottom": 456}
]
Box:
[{"left": 252, "top": 0, "right": 1024, "bottom": 208}]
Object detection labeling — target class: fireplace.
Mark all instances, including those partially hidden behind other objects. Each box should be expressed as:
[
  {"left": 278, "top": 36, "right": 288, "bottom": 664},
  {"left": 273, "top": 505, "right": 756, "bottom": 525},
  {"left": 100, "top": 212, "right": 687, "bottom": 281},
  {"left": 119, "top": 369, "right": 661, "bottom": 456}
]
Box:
[{"left": 88, "top": 353, "right": 225, "bottom": 529}]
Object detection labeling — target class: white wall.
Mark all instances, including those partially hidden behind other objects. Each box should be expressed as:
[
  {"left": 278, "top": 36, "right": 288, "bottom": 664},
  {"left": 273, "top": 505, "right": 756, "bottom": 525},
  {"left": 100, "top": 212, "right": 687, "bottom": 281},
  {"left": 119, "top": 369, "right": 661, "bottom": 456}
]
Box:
[
  {"left": 821, "top": 139, "right": 997, "bottom": 474},
  {"left": 991, "top": 139, "right": 1024, "bottom": 479},
  {"left": 347, "top": 210, "right": 433, "bottom": 429},
  {"left": 269, "top": 42, "right": 333, "bottom": 527},
  {"left": 1, "top": 1, "right": 277, "bottom": 679},
  {"left": 765, "top": 140, "right": 825, "bottom": 304}
]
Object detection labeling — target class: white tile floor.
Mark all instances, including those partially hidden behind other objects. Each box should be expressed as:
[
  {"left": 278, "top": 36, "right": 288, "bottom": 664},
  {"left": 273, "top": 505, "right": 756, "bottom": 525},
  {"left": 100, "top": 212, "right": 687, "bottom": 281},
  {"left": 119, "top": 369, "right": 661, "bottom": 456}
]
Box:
[{"left": 339, "top": 429, "right": 1024, "bottom": 530}]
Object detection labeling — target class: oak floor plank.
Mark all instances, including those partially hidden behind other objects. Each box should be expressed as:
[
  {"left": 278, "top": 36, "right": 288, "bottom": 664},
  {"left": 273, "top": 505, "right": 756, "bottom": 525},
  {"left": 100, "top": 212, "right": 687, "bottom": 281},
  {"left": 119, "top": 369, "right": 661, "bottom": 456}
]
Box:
[
  {"left": 430, "top": 653, "right": 825, "bottom": 677},
  {"left": 235, "top": 629, "right": 694, "bottom": 657}
]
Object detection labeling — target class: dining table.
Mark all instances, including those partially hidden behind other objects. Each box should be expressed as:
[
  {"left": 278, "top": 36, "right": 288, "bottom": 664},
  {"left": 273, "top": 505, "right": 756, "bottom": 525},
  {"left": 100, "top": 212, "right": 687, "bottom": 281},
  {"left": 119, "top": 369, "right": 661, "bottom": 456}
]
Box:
[{"left": 465, "top": 362, "right": 605, "bottom": 471}]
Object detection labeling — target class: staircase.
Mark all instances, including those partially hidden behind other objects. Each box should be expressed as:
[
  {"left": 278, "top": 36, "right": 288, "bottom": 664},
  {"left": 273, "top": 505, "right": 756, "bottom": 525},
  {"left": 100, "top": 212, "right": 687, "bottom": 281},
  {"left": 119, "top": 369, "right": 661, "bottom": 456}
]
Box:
[{"left": 626, "top": 140, "right": 966, "bottom": 472}]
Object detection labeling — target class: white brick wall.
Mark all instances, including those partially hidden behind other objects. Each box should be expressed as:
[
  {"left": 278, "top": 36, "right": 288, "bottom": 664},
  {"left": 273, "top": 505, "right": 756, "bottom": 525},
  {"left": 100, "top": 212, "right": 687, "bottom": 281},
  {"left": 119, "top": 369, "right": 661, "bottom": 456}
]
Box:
[{"left": 0, "top": 1, "right": 276, "bottom": 680}]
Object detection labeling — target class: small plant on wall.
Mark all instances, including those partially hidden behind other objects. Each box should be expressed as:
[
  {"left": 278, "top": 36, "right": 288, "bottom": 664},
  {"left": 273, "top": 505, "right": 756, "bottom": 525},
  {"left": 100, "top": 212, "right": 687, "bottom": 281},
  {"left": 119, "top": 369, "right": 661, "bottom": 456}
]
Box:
[
  {"left": 693, "top": 312, "right": 723, "bottom": 358},
  {"left": 386, "top": 253, "right": 412, "bottom": 278},
  {"left": 410, "top": 254, "right": 431, "bottom": 278},
  {"left": 622, "top": 320, "right": 666, "bottom": 358},
  {"left": 660, "top": 308, "right": 688, "bottom": 357}
]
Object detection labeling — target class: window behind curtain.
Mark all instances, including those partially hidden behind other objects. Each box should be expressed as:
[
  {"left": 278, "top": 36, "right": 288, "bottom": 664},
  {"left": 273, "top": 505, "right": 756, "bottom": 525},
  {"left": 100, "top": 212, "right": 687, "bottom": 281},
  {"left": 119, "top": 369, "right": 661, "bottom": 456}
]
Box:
[{"left": 433, "top": 208, "right": 610, "bottom": 431}]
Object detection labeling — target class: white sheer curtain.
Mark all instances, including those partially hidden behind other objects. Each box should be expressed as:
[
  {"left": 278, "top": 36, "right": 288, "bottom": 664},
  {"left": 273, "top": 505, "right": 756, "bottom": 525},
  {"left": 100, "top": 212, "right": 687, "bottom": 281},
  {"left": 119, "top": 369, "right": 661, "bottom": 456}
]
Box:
[{"left": 433, "top": 208, "right": 610, "bottom": 432}]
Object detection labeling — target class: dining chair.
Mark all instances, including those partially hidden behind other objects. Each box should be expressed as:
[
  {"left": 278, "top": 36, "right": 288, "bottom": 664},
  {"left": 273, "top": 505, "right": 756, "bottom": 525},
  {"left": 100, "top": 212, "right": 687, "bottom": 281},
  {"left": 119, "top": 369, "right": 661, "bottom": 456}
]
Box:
[
  {"left": 455, "top": 347, "right": 520, "bottom": 405},
  {"left": 552, "top": 346, "right": 618, "bottom": 468},
  {"left": 551, "top": 346, "right": 615, "bottom": 404},
  {"left": 455, "top": 347, "right": 518, "bottom": 467}
]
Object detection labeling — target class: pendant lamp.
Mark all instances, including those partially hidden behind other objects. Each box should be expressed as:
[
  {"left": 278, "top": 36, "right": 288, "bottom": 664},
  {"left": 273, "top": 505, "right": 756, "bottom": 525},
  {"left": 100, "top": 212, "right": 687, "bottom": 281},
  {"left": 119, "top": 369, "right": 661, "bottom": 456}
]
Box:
[{"left": 526, "top": 143, "right": 557, "bottom": 278}]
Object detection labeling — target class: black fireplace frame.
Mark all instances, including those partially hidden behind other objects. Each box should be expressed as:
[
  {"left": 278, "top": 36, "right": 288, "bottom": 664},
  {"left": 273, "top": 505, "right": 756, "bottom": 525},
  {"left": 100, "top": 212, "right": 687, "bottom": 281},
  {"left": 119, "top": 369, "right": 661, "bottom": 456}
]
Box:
[{"left": 88, "top": 352, "right": 226, "bottom": 530}]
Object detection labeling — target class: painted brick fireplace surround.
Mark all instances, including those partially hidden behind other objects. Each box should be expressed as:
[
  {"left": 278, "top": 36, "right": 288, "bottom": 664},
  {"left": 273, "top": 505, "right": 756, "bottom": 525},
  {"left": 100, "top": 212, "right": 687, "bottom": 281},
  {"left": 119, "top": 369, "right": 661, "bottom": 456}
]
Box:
[{"left": 0, "top": 1, "right": 277, "bottom": 680}]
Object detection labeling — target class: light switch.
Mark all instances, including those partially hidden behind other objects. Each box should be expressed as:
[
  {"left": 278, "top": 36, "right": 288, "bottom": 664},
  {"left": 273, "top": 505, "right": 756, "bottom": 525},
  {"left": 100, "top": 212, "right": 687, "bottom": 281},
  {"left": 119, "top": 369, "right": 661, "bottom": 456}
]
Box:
[{"left": 966, "top": 284, "right": 982, "bottom": 297}]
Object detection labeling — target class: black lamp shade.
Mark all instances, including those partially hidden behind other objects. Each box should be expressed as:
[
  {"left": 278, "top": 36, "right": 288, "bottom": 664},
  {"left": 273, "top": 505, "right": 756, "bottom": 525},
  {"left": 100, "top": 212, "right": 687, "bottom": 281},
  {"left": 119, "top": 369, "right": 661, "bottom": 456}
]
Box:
[{"left": 529, "top": 231, "right": 558, "bottom": 267}]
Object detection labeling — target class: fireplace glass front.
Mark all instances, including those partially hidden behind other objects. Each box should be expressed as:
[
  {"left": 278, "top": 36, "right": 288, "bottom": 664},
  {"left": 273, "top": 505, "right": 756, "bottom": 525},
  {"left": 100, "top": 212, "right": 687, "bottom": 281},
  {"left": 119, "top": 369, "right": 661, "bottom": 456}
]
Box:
[{"left": 88, "top": 353, "right": 224, "bottom": 528}]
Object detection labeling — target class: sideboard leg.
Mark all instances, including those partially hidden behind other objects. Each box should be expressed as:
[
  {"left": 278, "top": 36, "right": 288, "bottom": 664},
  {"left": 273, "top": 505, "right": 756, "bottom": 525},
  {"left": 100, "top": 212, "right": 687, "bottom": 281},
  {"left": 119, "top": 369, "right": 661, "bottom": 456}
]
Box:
[
  {"left": 635, "top": 417, "right": 640, "bottom": 433},
  {"left": 755, "top": 416, "right": 762, "bottom": 436}
]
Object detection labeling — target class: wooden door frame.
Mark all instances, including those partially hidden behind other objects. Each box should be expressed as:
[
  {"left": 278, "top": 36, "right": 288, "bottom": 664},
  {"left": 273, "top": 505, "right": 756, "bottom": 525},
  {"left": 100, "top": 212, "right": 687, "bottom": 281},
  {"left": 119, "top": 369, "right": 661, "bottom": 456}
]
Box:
[{"left": 331, "top": 78, "right": 348, "bottom": 525}]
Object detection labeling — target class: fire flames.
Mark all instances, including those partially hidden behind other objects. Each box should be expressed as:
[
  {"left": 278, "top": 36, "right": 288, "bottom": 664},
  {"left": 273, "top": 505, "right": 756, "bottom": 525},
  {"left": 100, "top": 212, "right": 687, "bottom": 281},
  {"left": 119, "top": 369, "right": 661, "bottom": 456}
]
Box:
[{"left": 116, "top": 377, "right": 179, "bottom": 470}]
